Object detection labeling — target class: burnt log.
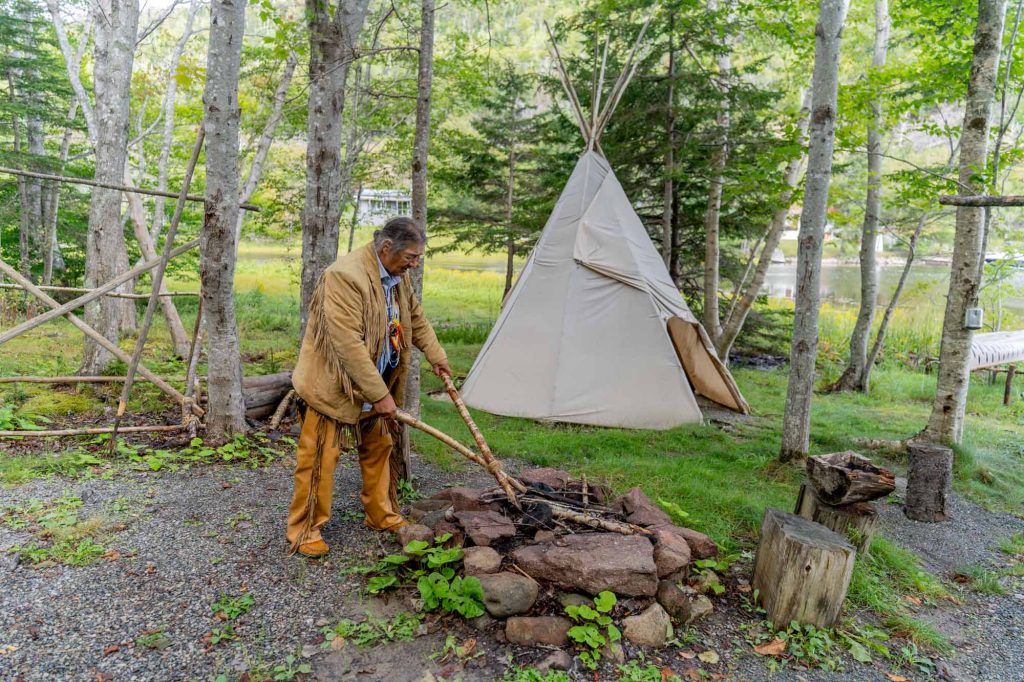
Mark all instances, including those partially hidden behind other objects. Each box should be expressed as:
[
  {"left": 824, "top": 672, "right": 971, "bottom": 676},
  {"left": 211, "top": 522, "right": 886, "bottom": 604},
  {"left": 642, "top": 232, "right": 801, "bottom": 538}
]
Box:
[
  {"left": 752, "top": 508, "right": 855, "bottom": 628},
  {"left": 794, "top": 483, "right": 879, "bottom": 554},
  {"left": 806, "top": 451, "right": 895, "bottom": 505}
]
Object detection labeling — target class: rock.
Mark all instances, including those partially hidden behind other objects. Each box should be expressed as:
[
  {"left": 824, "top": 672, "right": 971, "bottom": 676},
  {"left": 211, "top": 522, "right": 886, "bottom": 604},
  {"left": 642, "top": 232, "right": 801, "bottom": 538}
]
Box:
[
  {"left": 653, "top": 529, "right": 691, "bottom": 578},
  {"left": 430, "top": 487, "right": 493, "bottom": 512},
  {"left": 651, "top": 523, "right": 719, "bottom": 559},
  {"left": 536, "top": 650, "right": 573, "bottom": 672},
  {"left": 614, "top": 487, "right": 673, "bottom": 527},
  {"left": 419, "top": 508, "right": 453, "bottom": 529},
  {"left": 463, "top": 546, "right": 502, "bottom": 575},
  {"left": 409, "top": 498, "right": 451, "bottom": 522},
  {"left": 431, "top": 520, "right": 465, "bottom": 547},
  {"left": 603, "top": 641, "right": 625, "bottom": 664},
  {"left": 519, "top": 467, "right": 572, "bottom": 489},
  {"left": 557, "top": 592, "right": 591, "bottom": 608},
  {"left": 687, "top": 594, "right": 714, "bottom": 624},
  {"left": 622, "top": 603, "right": 673, "bottom": 648},
  {"left": 533, "top": 530, "right": 556, "bottom": 543},
  {"left": 397, "top": 524, "right": 434, "bottom": 548},
  {"left": 478, "top": 572, "right": 539, "bottom": 617},
  {"left": 656, "top": 580, "right": 692, "bottom": 622},
  {"left": 455, "top": 511, "right": 517, "bottom": 547},
  {"left": 512, "top": 533, "right": 659, "bottom": 596},
  {"left": 504, "top": 616, "right": 572, "bottom": 646},
  {"left": 468, "top": 614, "right": 495, "bottom": 631}
]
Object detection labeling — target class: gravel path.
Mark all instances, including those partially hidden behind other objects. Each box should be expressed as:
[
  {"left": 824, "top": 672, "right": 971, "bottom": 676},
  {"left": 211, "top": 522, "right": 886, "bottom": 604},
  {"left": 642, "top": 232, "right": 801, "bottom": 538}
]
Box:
[
  {"left": 0, "top": 451, "right": 504, "bottom": 682},
  {"left": 3, "top": 453, "right": 1023, "bottom": 682}
]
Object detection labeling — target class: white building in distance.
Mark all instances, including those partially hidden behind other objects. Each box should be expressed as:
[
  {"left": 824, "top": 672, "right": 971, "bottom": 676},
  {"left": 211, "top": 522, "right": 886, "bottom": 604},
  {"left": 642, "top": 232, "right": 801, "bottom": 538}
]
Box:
[{"left": 354, "top": 189, "right": 412, "bottom": 226}]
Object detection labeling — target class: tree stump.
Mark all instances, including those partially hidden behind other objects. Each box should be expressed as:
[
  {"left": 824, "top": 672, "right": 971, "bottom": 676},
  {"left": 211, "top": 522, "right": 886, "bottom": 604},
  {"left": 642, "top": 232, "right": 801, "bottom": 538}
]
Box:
[
  {"left": 905, "top": 442, "right": 953, "bottom": 522},
  {"left": 794, "top": 483, "right": 879, "bottom": 554},
  {"left": 752, "top": 508, "right": 856, "bottom": 628},
  {"left": 806, "top": 451, "right": 895, "bottom": 505}
]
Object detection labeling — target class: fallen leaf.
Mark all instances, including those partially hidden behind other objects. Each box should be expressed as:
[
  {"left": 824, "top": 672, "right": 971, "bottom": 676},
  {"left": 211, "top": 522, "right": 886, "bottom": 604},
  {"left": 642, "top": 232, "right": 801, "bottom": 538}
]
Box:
[
  {"left": 753, "top": 638, "right": 786, "bottom": 657},
  {"left": 737, "top": 583, "right": 752, "bottom": 593},
  {"left": 683, "top": 669, "right": 701, "bottom": 681},
  {"left": 94, "top": 672, "right": 112, "bottom": 682},
  {"left": 458, "top": 638, "right": 477, "bottom": 658},
  {"left": 102, "top": 550, "right": 120, "bottom": 561},
  {"left": 329, "top": 636, "right": 346, "bottom": 650},
  {"left": 213, "top": 611, "right": 228, "bottom": 622},
  {"left": 661, "top": 668, "right": 677, "bottom": 681},
  {"left": 903, "top": 595, "right": 922, "bottom": 605},
  {"left": 886, "top": 675, "right": 912, "bottom": 682},
  {"left": 697, "top": 650, "right": 720, "bottom": 664},
  {"left": 678, "top": 650, "right": 696, "bottom": 660},
  {"left": 222, "top": 483, "right": 232, "bottom": 489},
  {"left": 103, "top": 644, "right": 119, "bottom": 656}
]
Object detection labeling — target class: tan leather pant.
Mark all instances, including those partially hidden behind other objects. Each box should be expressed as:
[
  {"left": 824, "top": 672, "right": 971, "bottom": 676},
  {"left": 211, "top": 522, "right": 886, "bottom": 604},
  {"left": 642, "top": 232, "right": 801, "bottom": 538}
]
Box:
[{"left": 286, "top": 408, "right": 404, "bottom": 549}]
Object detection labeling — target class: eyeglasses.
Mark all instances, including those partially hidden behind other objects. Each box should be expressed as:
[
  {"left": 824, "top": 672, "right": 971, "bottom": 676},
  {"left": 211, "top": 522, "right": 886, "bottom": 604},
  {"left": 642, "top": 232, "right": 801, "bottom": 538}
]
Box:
[{"left": 401, "top": 251, "right": 423, "bottom": 265}]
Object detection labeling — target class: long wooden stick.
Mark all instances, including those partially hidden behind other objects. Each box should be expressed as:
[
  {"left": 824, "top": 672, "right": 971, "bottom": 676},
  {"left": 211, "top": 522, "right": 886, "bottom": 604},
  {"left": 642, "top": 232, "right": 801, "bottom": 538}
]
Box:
[
  {"left": 111, "top": 126, "right": 206, "bottom": 452},
  {"left": 182, "top": 295, "right": 205, "bottom": 438},
  {"left": 0, "top": 260, "right": 203, "bottom": 416},
  {"left": 395, "top": 410, "right": 527, "bottom": 496},
  {"left": 0, "top": 165, "right": 260, "bottom": 211},
  {"left": 0, "top": 240, "right": 199, "bottom": 347},
  {"left": 0, "top": 283, "right": 198, "bottom": 299},
  {"left": 0, "top": 424, "right": 188, "bottom": 438},
  {"left": 0, "top": 376, "right": 198, "bottom": 384},
  {"left": 442, "top": 375, "right": 519, "bottom": 505}
]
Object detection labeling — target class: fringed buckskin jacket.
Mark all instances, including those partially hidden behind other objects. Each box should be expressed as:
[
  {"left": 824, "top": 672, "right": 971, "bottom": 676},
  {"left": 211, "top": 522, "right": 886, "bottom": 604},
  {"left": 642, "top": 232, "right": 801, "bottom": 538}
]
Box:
[{"left": 292, "top": 243, "right": 447, "bottom": 429}]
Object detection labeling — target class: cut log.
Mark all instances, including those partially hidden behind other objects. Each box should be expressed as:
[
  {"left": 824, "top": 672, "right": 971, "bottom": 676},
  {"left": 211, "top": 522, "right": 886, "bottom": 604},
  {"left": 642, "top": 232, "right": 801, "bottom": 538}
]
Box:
[
  {"left": 904, "top": 442, "right": 953, "bottom": 522},
  {"left": 752, "top": 508, "right": 856, "bottom": 628},
  {"left": 794, "top": 483, "right": 879, "bottom": 554},
  {"left": 806, "top": 451, "right": 895, "bottom": 505}
]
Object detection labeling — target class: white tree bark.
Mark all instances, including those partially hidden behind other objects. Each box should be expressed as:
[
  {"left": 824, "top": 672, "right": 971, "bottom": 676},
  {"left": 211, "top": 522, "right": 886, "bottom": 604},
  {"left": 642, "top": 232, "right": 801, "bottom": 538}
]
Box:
[
  {"left": 922, "top": 0, "right": 1008, "bottom": 444},
  {"left": 661, "top": 12, "right": 676, "bottom": 268},
  {"left": 717, "top": 88, "right": 812, "bottom": 361},
  {"left": 299, "top": 0, "right": 373, "bottom": 337},
  {"left": 780, "top": 0, "right": 850, "bottom": 461},
  {"left": 831, "top": 0, "right": 890, "bottom": 393},
  {"left": 702, "top": 2, "right": 731, "bottom": 344},
  {"left": 80, "top": 0, "right": 140, "bottom": 373},
  {"left": 404, "top": 0, "right": 436, "bottom": 422},
  {"left": 201, "top": 0, "right": 248, "bottom": 438},
  {"left": 234, "top": 48, "right": 298, "bottom": 247},
  {"left": 151, "top": 0, "right": 201, "bottom": 244}
]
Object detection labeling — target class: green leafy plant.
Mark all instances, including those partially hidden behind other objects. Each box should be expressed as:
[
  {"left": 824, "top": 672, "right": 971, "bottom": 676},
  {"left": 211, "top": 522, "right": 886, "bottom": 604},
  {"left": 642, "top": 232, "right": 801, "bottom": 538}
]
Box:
[
  {"left": 779, "top": 621, "right": 842, "bottom": 671},
  {"left": 397, "top": 478, "right": 423, "bottom": 503},
  {"left": 208, "top": 625, "right": 237, "bottom": 646},
  {"left": 565, "top": 590, "right": 620, "bottom": 670},
  {"left": 657, "top": 497, "right": 690, "bottom": 523},
  {"left": 354, "top": 535, "right": 486, "bottom": 619},
  {"left": 271, "top": 653, "right": 311, "bottom": 681},
  {"left": 211, "top": 593, "right": 255, "bottom": 620},
  {"left": 320, "top": 612, "right": 422, "bottom": 648},
  {"left": 895, "top": 641, "right": 936, "bottom": 675},
  {"left": 617, "top": 659, "right": 681, "bottom": 682},
  {"left": 499, "top": 668, "right": 570, "bottom": 682},
  {"left": 0, "top": 405, "right": 47, "bottom": 431},
  {"left": 836, "top": 623, "right": 891, "bottom": 664}
]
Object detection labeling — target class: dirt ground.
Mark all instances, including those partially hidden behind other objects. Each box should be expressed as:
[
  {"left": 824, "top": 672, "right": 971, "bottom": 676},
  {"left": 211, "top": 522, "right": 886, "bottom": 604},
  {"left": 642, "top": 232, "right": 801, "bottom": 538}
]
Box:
[{"left": 1, "top": 439, "right": 1022, "bottom": 682}]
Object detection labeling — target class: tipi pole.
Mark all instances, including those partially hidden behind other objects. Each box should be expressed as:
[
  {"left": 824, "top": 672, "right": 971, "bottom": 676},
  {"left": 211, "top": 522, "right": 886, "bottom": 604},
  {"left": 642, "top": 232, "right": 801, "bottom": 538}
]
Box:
[
  {"left": 110, "top": 125, "right": 206, "bottom": 452},
  {"left": 544, "top": 21, "right": 592, "bottom": 143},
  {"left": 592, "top": 16, "right": 653, "bottom": 142}
]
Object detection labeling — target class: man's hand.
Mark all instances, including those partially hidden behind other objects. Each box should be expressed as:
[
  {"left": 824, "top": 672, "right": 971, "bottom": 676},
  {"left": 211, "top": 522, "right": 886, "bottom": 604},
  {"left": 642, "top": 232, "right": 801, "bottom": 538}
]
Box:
[
  {"left": 372, "top": 394, "right": 398, "bottom": 419},
  {"left": 431, "top": 360, "right": 452, "bottom": 378}
]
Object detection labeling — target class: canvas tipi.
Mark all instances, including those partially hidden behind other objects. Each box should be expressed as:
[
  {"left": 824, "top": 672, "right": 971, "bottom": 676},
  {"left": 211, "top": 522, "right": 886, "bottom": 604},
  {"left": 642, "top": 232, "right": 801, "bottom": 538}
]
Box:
[{"left": 460, "top": 26, "right": 750, "bottom": 429}]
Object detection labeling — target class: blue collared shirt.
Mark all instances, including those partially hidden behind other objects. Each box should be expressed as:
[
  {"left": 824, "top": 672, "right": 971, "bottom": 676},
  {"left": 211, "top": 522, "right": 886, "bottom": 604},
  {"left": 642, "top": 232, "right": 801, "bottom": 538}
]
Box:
[{"left": 362, "top": 254, "right": 401, "bottom": 412}]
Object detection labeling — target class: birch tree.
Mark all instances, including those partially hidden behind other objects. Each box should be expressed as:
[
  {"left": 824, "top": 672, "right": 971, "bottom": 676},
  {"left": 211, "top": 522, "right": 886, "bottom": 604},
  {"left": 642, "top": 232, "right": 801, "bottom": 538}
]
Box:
[
  {"left": 920, "top": 0, "right": 1008, "bottom": 445},
  {"left": 299, "top": 0, "right": 373, "bottom": 337},
  {"left": 201, "top": 0, "right": 248, "bottom": 438},
  {"left": 78, "top": 0, "right": 140, "bottom": 373},
  {"left": 780, "top": 0, "right": 850, "bottom": 462},
  {"left": 829, "top": 0, "right": 890, "bottom": 393}
]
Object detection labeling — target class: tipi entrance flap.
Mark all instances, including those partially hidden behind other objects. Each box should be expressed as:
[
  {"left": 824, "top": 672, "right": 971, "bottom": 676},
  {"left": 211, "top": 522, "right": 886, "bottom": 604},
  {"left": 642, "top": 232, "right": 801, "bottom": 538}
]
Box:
[{"left": 667, "top": 317, "right": 746, "bottom": 412}]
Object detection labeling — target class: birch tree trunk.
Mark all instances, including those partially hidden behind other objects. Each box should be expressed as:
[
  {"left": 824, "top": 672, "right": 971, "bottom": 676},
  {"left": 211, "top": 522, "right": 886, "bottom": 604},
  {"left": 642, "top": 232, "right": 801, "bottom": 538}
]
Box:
[
  {"left": 716, "top": 88, "right": 812, "bottom": 361},
  {"left": 830, "top": 0, "right": 889, "bottom": 393},
  {"left": 661, "top": 12, "right": 676, "bottom": 268},
  {"left": 201, "top": 0, "right": 248, "bottom": 439},
  {"left": 404, "top": 0, "right": 436, "bottom": 424},
  {"left": 299, "top": 0, "right": 373, "bottom": 338},
  {"left": 780, "top": 0, "right": 850, "bottom": 461},
  {"left": 921, "top": 0, "right": 1008, "bottom": 448},
  {"left": 235, "top": 49, "right": 298, "bottom": 247},
  {"left": 80, "top": 0, "right": 140, "bottom": 374},
  {"left": 503, "top": 142, "right": 516, "bottom": 297},
  {"left": 702, "top": 6, "right": 731, "bottom": 344}
]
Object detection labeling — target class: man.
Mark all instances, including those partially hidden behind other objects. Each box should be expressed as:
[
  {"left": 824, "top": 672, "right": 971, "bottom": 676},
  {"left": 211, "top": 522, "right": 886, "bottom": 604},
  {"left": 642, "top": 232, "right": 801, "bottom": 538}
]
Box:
[{"left": 287, "top": 217, "right": 450, "bottom": 558}]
